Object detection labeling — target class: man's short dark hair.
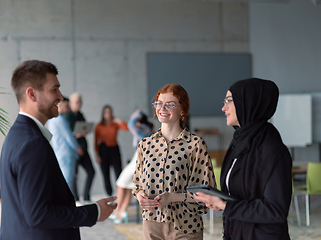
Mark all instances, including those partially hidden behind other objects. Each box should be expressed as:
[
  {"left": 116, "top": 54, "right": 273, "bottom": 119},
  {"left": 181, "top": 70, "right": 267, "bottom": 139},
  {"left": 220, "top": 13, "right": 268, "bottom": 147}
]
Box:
[{"left": 11, "top": 60, "right": 58, "bottom": 103}]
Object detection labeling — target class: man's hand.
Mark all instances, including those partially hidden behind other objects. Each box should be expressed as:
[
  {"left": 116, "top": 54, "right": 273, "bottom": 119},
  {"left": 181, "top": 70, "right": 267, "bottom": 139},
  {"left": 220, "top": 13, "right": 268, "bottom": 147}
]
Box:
[
  {"left": 77, "top": 146, "right": 84, "bottom": 157},
  {"left": 96, "top": 196, "right": 117, "bottom": 222},
  {"left": 96, "top": 155, "right": 102, "bottom": 165},
  {"left": 76, "top": 131, "right": 87, "bottom": 139}
]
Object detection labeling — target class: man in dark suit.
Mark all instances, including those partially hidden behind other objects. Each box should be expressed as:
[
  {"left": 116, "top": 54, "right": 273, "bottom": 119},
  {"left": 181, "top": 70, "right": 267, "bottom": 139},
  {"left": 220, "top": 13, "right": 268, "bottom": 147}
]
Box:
[{"left": 0, "top": 60, "right": 117, "bottom": 240}]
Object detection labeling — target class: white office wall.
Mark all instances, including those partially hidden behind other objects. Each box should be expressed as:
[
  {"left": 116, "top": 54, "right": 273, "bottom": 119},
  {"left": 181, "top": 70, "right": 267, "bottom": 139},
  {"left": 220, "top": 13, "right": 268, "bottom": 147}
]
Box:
[
  {"left": 250, "top": 0, "right": 321, "bottom": 93},
  {"left": 0, "top": 0, "right": 320, "bottom": 196},
  {"left": 0, "top": 0, "right": 248, "bottom": 196},
  {"left": 250, "top": 0, "right": 321, "bottom": 162}
]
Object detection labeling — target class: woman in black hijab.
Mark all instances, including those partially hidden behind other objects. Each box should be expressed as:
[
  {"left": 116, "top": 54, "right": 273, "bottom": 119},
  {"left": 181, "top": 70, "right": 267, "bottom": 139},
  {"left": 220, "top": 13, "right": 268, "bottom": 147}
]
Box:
[{"left": 194, "top": 78, "right": 292, "bottom": 240}]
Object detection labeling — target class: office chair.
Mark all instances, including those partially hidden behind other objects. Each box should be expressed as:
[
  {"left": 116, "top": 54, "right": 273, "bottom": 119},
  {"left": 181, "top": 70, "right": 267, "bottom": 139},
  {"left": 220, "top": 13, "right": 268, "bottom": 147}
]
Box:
[
  {"left": 208, "top": 167, "right": 222, "bottom": 235},
  {"left": 292, "top": 177, "right": 301, "bottom": 226},
  {"left": 293, "top": 162, "right": 321, "bottom": 226},
  {"left": 213, "top": 167, "right": 221, "bottom": 191}
]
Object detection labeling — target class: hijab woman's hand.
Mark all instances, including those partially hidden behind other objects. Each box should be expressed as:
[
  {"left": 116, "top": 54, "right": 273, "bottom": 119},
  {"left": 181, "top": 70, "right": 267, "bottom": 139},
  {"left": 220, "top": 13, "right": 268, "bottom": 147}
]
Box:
[{"left": 193, "top": 192, "right": 226, "bottom": 211}]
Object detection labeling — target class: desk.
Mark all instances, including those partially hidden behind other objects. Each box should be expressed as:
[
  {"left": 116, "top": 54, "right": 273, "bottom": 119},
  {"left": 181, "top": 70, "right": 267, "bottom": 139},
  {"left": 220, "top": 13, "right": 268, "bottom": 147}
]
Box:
[{"left": 292, "top": 161, "right": 307, "bottom": 174}]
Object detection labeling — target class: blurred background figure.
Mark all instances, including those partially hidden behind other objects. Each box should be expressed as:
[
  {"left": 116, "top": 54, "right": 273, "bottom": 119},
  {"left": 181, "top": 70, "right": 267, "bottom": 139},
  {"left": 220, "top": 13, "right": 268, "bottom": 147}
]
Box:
[
  {"left": 47, "top": 97, "right": 83, "bottom": 197},
  {"left": 94, "top": 105, "right": 128, "bottom": 196},
  {"left": 65, "top": 92, "right": 95, "bottom": 204},
  {"left": 111, "top": 109, "right": 153, "bottom": 224}
]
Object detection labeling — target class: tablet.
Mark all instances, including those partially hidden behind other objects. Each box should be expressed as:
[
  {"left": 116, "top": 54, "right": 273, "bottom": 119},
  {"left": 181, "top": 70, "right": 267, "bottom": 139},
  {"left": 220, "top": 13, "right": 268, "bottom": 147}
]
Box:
[
  {"left": 186, "top": 185, "right": 238, "bottom": 201},
  {"left": 73, "top": 121, "right": 94, "bottom": 135}
]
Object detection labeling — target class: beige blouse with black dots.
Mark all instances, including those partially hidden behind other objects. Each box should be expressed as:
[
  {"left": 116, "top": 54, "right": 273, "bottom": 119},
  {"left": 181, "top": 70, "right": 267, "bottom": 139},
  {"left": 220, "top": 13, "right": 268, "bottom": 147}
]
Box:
[{"left": 133, "top": 128, "right": 216, "bottom": 234}]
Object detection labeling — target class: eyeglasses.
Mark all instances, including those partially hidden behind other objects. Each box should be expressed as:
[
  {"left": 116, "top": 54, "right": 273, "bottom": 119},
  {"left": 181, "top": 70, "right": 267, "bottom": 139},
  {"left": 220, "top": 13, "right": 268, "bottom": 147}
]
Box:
[
  {"left": 152, "top": 101, "right": 176, "bottom": 111},
  {"left": 223, "top": 98, "right": 233, "bottom": 107}
]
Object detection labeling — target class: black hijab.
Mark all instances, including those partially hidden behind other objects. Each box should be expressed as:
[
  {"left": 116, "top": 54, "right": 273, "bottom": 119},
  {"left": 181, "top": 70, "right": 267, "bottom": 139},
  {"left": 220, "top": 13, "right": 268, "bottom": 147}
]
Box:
[
  {"left": 220, "top": 78, "right": 283, "bottom": 200},
  {"left": 231, "top": 78, "right": 278, "bottom": 129}
]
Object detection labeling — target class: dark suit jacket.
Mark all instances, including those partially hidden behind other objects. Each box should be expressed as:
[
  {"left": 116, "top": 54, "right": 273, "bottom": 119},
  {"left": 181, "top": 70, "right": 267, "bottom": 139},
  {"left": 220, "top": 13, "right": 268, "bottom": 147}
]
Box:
[{"left": 0, "top": 114, "right": 98, "bottom": 240}]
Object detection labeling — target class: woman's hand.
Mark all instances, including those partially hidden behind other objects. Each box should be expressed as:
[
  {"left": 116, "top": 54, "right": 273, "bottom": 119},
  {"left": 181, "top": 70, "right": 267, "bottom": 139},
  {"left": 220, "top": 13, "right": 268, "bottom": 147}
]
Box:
[
  {"left": 113, "top": 117, "right": 122, "bottom": 124},
  {"left": 193, "top": 192, "right": 226, "bottom": 211},
  {"left": 137, "top": 191, "right": 159, "bottom": 210},
  {"left": 153, "top": 192, "right": 173, "bottom": 209}
]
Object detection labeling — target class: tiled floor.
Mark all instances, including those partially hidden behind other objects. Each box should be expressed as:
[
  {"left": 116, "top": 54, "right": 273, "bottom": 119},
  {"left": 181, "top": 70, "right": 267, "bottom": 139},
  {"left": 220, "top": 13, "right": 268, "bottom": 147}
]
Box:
[
  {"left": 81, "top": 195, "right": 321, "bottom": 240},
  {"left": 287, "top": 195, "right": 321, "bottom": 240},
  {"left": 1, "top": 195, "right": 320, "bottom": 239}
]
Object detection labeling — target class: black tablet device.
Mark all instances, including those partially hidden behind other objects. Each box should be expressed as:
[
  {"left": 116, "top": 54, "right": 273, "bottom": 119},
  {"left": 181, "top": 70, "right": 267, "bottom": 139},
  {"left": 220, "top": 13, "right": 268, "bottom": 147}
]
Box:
[{"left": 186, "top": 185, "right": 238, "bottom": 201}]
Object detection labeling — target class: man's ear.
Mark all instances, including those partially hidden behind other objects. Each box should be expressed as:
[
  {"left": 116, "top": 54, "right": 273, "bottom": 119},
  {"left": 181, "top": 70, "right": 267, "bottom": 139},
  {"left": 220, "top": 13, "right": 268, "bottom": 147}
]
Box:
[{"left": 26, "top": 87, "right": 37, "bottom": 102}]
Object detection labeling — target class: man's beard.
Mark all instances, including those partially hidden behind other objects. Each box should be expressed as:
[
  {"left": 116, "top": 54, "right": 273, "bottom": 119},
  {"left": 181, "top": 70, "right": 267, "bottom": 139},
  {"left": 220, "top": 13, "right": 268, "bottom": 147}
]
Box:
[{"left": 38, "top": 102, "right": 58, "bottom": 120}]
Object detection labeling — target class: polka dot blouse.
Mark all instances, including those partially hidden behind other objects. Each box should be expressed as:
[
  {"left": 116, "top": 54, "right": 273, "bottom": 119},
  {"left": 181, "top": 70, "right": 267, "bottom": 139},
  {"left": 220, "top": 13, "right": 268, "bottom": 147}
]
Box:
[{"left": 133, "top": 128, "right": 216, "bottom": 234}]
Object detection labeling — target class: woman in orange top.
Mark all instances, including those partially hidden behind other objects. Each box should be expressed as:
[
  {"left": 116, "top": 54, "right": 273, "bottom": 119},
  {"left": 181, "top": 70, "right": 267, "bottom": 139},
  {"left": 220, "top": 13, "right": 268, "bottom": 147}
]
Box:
[{"left": 95, "top": 105, "right": 128, "bottom": 196}]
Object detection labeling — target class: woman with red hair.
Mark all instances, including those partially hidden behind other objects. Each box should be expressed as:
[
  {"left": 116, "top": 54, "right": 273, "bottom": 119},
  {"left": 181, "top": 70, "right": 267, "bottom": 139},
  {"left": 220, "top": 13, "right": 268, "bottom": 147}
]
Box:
[{"left": 133, "top": 84, "right": 215, "bottom": 239}]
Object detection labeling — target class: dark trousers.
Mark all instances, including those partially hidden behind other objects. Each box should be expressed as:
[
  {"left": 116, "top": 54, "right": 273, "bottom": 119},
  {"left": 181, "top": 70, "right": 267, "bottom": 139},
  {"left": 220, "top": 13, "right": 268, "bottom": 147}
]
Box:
[
  {"left": 99, "top": 144, "right": 122, "bottom": 196},
  {"left": 71, "top": 150, "right": 95, "bottom": 201}
]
